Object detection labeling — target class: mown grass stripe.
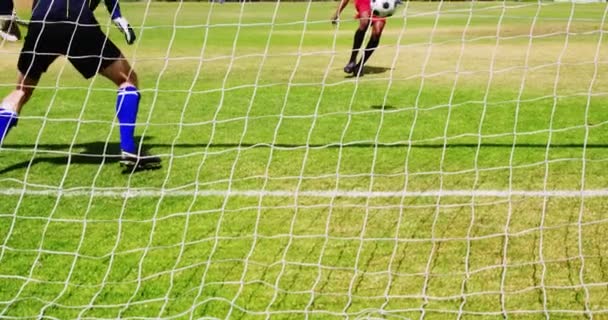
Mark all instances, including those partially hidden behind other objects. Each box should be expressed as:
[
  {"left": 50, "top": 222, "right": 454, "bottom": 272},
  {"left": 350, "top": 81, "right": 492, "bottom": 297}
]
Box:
[{"left": 1, "top": 187, "right": 607, "bottom": 198}]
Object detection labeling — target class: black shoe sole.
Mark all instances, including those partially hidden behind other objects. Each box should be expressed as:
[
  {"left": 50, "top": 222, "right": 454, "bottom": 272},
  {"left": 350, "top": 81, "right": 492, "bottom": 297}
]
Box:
[{"left": 120, "top": 160, "right": 162, "bottom": 173}]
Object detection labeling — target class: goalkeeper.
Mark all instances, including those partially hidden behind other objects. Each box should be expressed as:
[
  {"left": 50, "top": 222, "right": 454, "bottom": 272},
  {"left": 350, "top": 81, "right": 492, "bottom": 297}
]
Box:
[
  {"left": 0, "top": 0, "right": 161, "bottom": 171},
  {"left": 332, "top": 0, "right": 387, "bottom": 77},
  {"left": 0, "top": 0, "right": 21, "bottom": 42}
]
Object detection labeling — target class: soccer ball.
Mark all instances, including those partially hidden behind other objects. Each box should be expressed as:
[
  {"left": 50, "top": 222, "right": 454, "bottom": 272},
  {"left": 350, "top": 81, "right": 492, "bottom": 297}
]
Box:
[{"left": 371, "top": 0, "right": 397, "bottom": 18}]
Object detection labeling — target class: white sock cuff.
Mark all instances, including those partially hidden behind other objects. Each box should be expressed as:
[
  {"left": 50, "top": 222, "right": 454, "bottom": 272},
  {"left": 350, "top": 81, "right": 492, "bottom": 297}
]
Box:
[{"left": 0, "top": 102, "right": 18, "bottom": 114}]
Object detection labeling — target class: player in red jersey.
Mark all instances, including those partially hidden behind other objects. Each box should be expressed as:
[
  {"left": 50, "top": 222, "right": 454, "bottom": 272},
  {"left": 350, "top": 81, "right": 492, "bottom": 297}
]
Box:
[{"left": 332, "top": 0, "right": 386, "bottom": 77}]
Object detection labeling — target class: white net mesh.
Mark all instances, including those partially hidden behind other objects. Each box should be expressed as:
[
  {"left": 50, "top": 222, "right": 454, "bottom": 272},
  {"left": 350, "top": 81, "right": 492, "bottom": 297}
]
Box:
[{"left": 1, "top": 0, "right": 608, "bottom": 318}]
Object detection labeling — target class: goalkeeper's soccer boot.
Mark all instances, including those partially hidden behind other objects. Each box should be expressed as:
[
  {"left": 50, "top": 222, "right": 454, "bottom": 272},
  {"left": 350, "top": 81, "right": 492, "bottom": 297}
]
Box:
[
  {"left": 343, "top": 61, "right": 357, "bottom": 74},
  {"left": 120, "top": 150, "right": 162, "bottom": 172}
]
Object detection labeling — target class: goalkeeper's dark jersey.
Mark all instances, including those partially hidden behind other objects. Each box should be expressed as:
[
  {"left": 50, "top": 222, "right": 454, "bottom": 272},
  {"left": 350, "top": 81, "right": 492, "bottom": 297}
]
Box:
[
  {"left": 0, "top": 0, "right": 14, "bottom": 15},
  {"left": 31, "top": 0, "right": 121, "bottom": 22}
]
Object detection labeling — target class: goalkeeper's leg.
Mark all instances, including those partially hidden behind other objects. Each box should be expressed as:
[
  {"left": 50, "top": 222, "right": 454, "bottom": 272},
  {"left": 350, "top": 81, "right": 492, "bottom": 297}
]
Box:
[
  {"left": 0, "top": 73, "right": 38, "bottom": 146},
  {"left": 99, "top": 58, "right": 161, "bottom": 171}
]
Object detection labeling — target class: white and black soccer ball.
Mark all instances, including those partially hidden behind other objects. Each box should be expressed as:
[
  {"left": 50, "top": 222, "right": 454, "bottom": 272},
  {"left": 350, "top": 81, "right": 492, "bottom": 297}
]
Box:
[{"left": 371, "top": 0, "right": 397, "bottom": 18}]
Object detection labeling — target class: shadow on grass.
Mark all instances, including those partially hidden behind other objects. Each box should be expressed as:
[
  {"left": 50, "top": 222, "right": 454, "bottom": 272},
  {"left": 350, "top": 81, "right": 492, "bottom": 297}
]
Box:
[
  {"left": 344, "top": 65, "right": 392, "bottom": 78},
  {"left": 370, "top": 104, "right": 395, "bottom": 110},
  {"left": 0, "top": 138, "right": 157, "bottom": 175},
  {"left": 2, "top": 139, "right": 607, "bottom": 174}
]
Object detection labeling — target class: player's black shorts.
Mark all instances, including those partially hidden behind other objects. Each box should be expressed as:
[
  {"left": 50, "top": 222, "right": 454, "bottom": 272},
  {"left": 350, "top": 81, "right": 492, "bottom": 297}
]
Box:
[{"left": 18, "top": 21, "right": 123, "bottom": 79}]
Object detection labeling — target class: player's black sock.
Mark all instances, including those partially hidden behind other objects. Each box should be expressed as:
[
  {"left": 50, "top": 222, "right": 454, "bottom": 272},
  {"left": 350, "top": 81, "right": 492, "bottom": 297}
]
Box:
[
  {"left": 350, "top": 29, "right": 366, "bottom": 63},
  {"left": 359, "top": 36, "right": 380, "bottom": 67}
]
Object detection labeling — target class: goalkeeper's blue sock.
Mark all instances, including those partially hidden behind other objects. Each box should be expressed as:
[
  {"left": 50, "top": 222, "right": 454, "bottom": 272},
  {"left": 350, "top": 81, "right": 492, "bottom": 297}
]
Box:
[
  {"left": 116, "top": 86, "right": 139, "bottom": 154},
  {"left": 0, "top": 108, "right": 18, "bottom": 146}
]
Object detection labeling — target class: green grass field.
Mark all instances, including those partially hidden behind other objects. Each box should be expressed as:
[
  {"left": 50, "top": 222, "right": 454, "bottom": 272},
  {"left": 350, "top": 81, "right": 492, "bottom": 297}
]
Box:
[{"left": 1, "top": 1, "right": 608, "bottom": 318}]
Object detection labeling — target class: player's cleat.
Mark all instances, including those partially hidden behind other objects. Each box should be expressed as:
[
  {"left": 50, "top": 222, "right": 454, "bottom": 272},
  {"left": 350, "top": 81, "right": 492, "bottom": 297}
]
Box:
[
  {"left": 119, "top": 150, "right": 162, "bottom": 172},
  {"left": 353, "top": 64, "right": 365, "bottom": 77},
  {"left": 343, "top": 61, "right": 357, "bottom": 74}
]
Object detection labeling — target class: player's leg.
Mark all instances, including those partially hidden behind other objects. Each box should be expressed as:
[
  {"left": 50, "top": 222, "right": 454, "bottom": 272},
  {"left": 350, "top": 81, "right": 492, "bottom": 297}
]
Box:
[
  {"left": 98, "top": 58, "right": 161, "bottom": 171},
  {"left": 99, "top": 57, "right": 140, "bottom": 155},
  {"left": 1, "top": 73, "right": 38, "bottom": 113},
  {"left": 354, "top": 18, "right": 386, "bottom": 76},
  {"left": 69, "top": 23, "right": 160, "bottom": 171},
  {"left": 1, "top": 21, "right": 57, "bottom": 146},
  {"left": 0, "top": 73, "right": 38, "bottom": 145},
  {"left": 345, "top": 0, "right": 373, "bottom": 74},
  {"left": 345, "top": 13, "right": 371, "bottom": 73}
]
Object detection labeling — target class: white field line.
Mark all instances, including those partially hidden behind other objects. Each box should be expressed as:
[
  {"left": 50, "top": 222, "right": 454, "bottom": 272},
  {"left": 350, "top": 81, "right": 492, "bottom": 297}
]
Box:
[{"left": 1, "top": 187, "right": 608, "bottom": 198}]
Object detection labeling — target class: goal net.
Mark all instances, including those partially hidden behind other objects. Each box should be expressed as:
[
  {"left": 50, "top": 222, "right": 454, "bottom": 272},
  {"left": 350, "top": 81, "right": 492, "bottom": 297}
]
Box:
[{"left": 1, "top": 0, "right": 607, "bottom": 318}]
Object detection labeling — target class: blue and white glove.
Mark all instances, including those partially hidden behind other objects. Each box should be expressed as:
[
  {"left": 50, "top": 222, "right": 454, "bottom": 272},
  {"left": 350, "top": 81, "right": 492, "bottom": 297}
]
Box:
[
  {"left": 113, "top": 16, "right": 136, "bottom": 45},
  {"left": 0, "top": 11, "right": 20, "bottom": 42}
]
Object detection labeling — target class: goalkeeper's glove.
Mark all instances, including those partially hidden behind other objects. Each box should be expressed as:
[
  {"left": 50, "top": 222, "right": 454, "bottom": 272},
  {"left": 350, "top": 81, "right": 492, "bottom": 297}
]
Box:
[
  {"left": 112, "top": 16, "right": 136, "bottom": 45},
  {"left": 0, "top": 12, "right": 21, "bottom": 42}
]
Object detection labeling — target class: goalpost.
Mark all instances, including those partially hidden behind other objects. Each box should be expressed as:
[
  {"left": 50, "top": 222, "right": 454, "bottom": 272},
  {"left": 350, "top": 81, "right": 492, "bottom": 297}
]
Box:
[{"left": 0, "top": 0, "right": 608, "bottom": 319}]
